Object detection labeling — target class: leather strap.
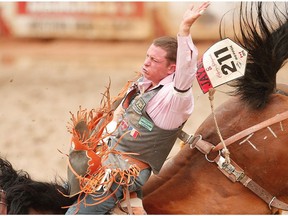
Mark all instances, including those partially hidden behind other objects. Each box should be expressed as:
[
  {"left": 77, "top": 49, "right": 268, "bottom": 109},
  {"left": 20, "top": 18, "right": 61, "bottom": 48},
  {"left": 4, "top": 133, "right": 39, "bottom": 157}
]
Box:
[
  {"left": 178, "top": 130, "right": 192, "bottom": 143},
  {"left": 213, "top": 110, "right": 288, "bottom": 151},
  {"left": 215, "top": 152, "right": 288, "bottom": 211},
  {"left": 178, "top": 131, "right": 288, "bottom": 212},
  {"left": 241, "top": 176, "right": 288, "bottom": 210},
  {"left": 125, "top": 188, "right": 133, "bottom": 215},
  {"left": 178, "top": 130, "right": 206, "bottom": 153}
]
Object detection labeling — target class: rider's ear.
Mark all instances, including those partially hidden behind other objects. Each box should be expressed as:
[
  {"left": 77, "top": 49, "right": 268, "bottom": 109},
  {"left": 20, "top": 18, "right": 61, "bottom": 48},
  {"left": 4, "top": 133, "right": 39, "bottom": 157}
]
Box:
[{"left": 168, "top": 64, "right": 176, "bottom": 74}]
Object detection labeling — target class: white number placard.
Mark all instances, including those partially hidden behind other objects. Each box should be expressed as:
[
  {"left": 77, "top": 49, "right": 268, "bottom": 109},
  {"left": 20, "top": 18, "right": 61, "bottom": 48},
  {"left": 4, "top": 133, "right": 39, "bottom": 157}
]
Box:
[{"left": 196, "top": 38, "right": 248, "bottom": 93}]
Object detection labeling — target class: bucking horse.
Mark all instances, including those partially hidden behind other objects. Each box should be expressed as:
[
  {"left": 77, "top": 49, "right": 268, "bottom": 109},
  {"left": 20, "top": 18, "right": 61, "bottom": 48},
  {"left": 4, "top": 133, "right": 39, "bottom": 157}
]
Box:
[
  {"left": 142, "top": 2, "right": 288, "bottom": 214},
  {"left": 1, "top": 1, "right": 288, "bottom": 214}
]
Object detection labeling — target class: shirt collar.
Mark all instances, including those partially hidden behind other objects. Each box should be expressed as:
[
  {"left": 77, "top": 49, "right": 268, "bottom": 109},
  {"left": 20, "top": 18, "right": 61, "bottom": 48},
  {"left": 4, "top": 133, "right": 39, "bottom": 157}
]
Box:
[{"left": 138, "top": 73, "right": 174, "bottom": 93}]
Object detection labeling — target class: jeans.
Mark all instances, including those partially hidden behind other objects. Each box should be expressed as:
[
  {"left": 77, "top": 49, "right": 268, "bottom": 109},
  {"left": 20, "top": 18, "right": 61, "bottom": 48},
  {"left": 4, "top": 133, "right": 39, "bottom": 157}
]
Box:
[{"left": 65, "top": 168, "right": 151, "bottom": 215}]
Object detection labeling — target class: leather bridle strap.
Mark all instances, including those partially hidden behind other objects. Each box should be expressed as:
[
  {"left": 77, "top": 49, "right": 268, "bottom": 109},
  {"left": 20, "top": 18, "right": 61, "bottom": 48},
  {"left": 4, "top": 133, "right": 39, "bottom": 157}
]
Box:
[
  {"left": 213, "top": 152, "right": 288, "bottom": 211},
  {"left": 179, "top": 110, "right": 288, "bottom": 153},
  {"left": 0, "top": 189, "right": 7, "bottom": 214},
  {"left": 239, "top": 175, "right": 288, "bottom": 210},
  {"left": 178, "top": 133, "right": 288, "bottom": 211},
  {"left": 213, "top": 110, "right": 288, "bottom": 152}
]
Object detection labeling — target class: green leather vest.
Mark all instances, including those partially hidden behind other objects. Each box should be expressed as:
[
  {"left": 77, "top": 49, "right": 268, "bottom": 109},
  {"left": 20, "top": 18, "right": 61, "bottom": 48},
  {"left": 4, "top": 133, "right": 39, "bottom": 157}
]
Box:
[{"left": 111, "top": 86, "right": 183, "bottom": 174}]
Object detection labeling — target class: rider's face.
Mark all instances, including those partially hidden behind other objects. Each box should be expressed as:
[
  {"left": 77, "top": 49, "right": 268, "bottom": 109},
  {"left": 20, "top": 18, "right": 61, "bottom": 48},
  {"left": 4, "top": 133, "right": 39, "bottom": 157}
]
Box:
[{"left": 142, "top": 44, "right": 175, "bottom": 86}]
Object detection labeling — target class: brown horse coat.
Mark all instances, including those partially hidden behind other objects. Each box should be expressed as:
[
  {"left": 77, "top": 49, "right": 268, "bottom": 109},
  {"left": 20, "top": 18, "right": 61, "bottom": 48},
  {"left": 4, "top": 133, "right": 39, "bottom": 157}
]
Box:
[{"left": 142, "top": 93, "right": 288, "bottom": 214}]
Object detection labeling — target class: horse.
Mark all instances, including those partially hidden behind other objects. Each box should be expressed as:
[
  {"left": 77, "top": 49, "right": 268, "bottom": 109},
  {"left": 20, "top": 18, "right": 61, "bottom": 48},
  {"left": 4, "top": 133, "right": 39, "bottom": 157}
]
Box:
[
  {"left": 1, "top": 2, "right": 287, "bottom": 215},
  {"left": 0, "top": 156, "right": 76, "bottom": 214},
  {"left": 142, "top": 2, "right": 288, "bottom": 214}
]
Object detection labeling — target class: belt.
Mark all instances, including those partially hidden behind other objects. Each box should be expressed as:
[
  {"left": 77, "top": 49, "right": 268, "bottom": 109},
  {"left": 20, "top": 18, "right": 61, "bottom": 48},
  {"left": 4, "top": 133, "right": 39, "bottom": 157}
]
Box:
[{"left": 121, "top": 155, "right": 150, "bottom": 171}]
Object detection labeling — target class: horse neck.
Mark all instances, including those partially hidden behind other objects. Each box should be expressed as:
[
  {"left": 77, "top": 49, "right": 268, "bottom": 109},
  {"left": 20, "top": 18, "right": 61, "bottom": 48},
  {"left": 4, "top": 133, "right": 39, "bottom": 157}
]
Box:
[
  {"left": 199, "top": 95, "right": 288, "bottom": 200},
  {"left": 199, "top": 94, "right": 288, "bottom": 144}
]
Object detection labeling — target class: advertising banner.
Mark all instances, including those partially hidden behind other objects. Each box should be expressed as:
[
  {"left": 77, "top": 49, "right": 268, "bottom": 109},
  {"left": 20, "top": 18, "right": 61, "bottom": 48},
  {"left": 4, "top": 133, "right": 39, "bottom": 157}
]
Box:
[{"left": 2, "top": 2, "right": 152, "bottom": 39}]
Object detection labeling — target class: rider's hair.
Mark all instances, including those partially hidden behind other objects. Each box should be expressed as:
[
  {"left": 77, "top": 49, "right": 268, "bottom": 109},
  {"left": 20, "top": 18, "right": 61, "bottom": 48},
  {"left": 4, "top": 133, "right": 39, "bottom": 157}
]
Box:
[{"left": 153, "top": 36, "right": 178, "bottom": 65}]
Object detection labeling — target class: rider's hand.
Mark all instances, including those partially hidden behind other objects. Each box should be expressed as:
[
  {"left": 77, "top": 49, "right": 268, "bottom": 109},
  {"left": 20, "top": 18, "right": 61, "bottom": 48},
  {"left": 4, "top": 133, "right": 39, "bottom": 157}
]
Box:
[{"left": 179, "top": 2, "right": 210, "bottom": 36}]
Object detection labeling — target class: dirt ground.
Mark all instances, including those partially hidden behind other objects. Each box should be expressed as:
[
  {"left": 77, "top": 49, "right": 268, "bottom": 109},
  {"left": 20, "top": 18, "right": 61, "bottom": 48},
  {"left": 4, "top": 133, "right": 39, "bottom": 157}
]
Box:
[{"left": 0, "top": 37, "right": 287, "bottom": 184}]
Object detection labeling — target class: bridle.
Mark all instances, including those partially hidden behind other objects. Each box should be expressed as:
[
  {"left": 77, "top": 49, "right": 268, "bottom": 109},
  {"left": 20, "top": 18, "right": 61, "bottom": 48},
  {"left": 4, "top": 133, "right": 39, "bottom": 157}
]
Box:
[
  {"left": 0, "top": 189, "right": 7, "bottom": 214},
  {"left": 179, "top": 109, "right": 288, "bottom": 213}
]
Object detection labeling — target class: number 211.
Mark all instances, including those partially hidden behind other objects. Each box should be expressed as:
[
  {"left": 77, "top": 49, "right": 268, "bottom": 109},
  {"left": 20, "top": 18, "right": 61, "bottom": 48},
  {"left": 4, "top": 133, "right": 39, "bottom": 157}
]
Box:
[{"left": 214, "top": 47, "right": 237, "bottom": 75}]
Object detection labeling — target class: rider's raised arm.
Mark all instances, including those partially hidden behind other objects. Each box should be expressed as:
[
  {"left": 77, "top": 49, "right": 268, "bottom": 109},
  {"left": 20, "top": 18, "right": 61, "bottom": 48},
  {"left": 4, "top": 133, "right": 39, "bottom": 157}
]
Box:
[{"left": 174, "top": 2, "right": 210, "bottom": 93}]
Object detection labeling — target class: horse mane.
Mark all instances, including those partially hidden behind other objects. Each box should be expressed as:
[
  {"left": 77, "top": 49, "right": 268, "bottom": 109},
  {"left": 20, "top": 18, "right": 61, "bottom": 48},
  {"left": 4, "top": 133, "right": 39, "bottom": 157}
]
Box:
[
  {"left": 0, "top": 156, "right": 75, "bottom": 214},
  {"left": 220, "top": 2, "right": 288, "bottom": 109}
]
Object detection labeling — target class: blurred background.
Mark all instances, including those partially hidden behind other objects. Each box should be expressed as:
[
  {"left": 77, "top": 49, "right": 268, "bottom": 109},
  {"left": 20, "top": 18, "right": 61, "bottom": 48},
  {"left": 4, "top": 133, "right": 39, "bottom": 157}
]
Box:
[
  {"left": 0, "top": 2, "right": 239, "bottom": 40},
  {"left": 0, "top": 2, "right": 286, "bottom": 182}
]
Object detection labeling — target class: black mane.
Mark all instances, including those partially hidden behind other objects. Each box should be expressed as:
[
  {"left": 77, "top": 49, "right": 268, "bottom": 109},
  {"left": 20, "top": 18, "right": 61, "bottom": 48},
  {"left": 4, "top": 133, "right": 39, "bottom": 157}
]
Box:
[
  {"left": 221, "top": 2, "right": 288, "bottom": 109},
  {"left": 0, "top": 157, "right": 75, "bottom": 214}
]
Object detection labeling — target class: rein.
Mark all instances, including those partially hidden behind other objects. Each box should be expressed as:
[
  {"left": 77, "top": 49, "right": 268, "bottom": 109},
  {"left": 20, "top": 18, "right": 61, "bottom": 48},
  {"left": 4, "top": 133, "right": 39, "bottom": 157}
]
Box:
[
  {"left": 0, "top": 189, "right": 7, "bottom": 214},
  {"left": 178, "top": 109, "right": 288, "bottom": 212}
]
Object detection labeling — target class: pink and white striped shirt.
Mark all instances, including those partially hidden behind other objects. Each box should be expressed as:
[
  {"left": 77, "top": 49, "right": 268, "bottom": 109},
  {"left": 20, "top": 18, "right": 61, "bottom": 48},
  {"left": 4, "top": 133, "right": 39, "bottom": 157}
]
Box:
[{"left": 138, "top": 35, "right": 198, "bottom": 130}]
